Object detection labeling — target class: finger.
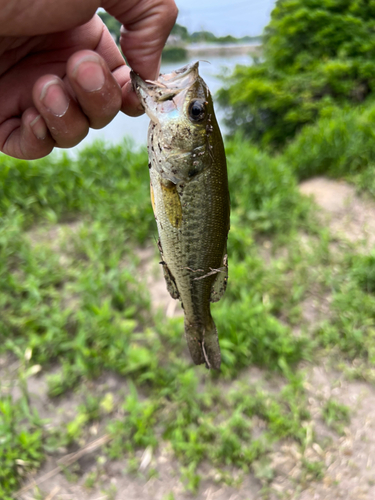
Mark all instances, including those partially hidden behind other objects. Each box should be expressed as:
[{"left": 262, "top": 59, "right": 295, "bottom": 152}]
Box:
[
  {"left": 1, "top": 108, "right": 54, "bottom": 160},
  {"left": 103, "top": 0, "right": 178, "bottom": 80},
  {"left": 33, "top": 75, "right": 90, "bottom": 148},
  {"left": 66, "top": 50, "right": 123, "bottom": 129},
  {"left": 0, "top": 0, "right": 97, "bottom": 36},
  {"left": 120, "top": 80, "right": 145, "bottom": 117},
  {"left": 91, "top": 22, "right": 144, "bottom": 117},
  {"left": 102, "top": 65, "right": 143, "bottom": 117}
]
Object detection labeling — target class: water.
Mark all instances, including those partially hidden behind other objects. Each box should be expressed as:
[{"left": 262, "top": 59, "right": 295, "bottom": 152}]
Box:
[{"left": 75, "top": 53, "right": 252, "bottom": 151}]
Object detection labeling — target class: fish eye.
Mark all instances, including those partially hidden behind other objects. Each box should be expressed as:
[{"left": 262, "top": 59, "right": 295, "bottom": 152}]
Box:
[{"left": 188, "top": 100, "right": 206, "bottom": 122}]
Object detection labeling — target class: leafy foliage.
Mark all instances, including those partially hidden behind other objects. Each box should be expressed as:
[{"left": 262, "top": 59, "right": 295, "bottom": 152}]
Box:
[
  {"left": 218, "top": 0, "right": 375, "bottom": 147},
  {"left": 283, "top": 101, "right": 375, "bottom": 180},
  {"left": 0, "top": 139, "right": 153, "bottom": 240},
  {"left": 226, "top": 135, "right": 310, "bottom": 234}
]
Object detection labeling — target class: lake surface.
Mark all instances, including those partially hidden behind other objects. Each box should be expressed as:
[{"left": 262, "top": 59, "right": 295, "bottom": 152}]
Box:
[{"left": 75, "top": 53, "right": 253, "bottom": 152}]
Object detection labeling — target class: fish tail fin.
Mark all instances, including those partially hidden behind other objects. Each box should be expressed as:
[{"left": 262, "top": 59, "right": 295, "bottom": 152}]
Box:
[{"left": 184, "top": 316, "right": 221, "bottom": 370}]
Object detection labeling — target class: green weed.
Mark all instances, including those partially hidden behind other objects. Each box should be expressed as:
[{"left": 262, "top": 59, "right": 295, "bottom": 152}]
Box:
[
  {"left": 0, "top": 392, "right": 44, "bottom": 497},
  {"left": 322, "top": 399, "right": 350, "bottom": 434}
]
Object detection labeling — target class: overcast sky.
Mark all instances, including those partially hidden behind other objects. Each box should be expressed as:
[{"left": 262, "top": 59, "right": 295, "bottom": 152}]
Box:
[{"left": 175, "top": 0, "right": 276, "bottom": 38}]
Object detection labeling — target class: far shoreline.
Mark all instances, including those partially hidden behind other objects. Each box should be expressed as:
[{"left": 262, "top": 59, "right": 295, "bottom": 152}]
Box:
[
  {"left": 162, "top": 43, "right": 262, "bottom": 62},
  {"left": 186, "top": 43, "right": 261, "bottom": 57}
]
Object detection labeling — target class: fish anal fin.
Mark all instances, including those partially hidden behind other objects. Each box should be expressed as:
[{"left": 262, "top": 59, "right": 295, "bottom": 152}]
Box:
[{"left": 210, "top": 252, "right": 228, "bottom": 303}]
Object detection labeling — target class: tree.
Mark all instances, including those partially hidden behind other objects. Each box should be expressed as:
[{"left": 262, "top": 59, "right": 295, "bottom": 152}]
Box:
[
  {"left": 171, "top": 23, "right": 189, "bottom": 40},
  {"left": 218, "top": 0, "right": 375, "bottom": 148}
]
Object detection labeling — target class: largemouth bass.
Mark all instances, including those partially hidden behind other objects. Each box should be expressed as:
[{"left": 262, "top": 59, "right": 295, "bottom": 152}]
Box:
[{"left": 131, "top": 62, "right": 230, "bottom": 369}]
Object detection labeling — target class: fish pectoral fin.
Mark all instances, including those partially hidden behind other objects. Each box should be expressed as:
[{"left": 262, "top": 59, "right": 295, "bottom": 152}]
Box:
[
  {"left": 157, "top": 239, "right": 180, "bottom": 300},
  {"left": 161, "top": 262, "right": 180, "bottom": 300},
  {"left": 210, "top": 251, "right": 228, "bottom": 303},
  {"left": 160, "top": 178, "right": 182, "bottom": 229}
]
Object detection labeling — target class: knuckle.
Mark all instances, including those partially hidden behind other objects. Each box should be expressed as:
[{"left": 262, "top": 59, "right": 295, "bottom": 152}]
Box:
[
  {"left": 157, "top": 0, "right": 178, "bottom": 28},
  {"left": 165, "top": 1, "right": 178, "bottom": 26},
  {"left": 52, "top": 122, "right": 89, "bottom": 148}
]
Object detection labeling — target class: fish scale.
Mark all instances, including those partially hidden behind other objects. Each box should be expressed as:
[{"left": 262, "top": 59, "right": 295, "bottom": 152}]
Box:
[{"left": 131, "top": 62, "right": 230, "bottom": 369}]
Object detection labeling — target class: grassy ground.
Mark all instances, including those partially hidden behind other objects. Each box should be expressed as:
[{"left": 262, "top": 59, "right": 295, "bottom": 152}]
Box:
[{"left": 2, "top": 128, "right": 375, "bottom": 499}]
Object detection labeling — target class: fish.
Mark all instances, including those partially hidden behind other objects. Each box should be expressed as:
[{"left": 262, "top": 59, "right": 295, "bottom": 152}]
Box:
[{"left": 131, "top": 62, "right": 230, "bottom": 370}]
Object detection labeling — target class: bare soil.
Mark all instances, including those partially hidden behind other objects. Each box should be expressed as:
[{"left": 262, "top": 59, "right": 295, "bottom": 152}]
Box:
[{"left": 300, "top": 177, "right": 375, "bottom": 249}]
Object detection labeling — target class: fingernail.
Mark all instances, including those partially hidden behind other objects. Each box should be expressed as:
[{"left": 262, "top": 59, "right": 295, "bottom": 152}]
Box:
[
  {"left": 30, "top": 115, "right": 47, "bottom": 140},
  {"left": 40, "top": 81, "right": 69, "bottom": 117},
  {"left": 74, "top": 56, "right": 105, "bottom": 92}
]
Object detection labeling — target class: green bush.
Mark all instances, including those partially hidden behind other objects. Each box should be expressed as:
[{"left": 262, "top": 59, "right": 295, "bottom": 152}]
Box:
[
  {"left": 226, "top": 134, "right": 310, "bottom": 235},
  {"left": 0, "top": 139, "right": 153, "bottom": 241},
  {"left": 283, "top": 102, "right": 375, "bottom": 179}
]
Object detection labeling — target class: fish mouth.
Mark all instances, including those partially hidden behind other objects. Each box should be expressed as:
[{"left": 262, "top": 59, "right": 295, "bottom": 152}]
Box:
[
  {"left": 156, "top": 61, "right": 199, "bottom": 86},
  {"left": 131, "top": 62, "right": 199, "bottom": 103}
]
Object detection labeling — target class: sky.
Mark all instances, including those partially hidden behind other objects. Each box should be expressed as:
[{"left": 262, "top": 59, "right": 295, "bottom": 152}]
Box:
[{"left": 175, "top": 0, "right": 277, "bottom": 38}]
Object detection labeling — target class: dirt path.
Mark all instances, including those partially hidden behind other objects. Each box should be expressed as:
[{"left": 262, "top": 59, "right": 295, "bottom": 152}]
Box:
[{"left": 300, "top": 177, "right": 375, "bottom": 248}]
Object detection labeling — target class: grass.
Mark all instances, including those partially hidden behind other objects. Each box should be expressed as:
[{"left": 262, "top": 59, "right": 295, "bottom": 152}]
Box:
[
  {"left": 1, "top": 125, "right": 375, "bottom": 497},
  {"left": 322, "top": 399, "right": 350, "bottom": 434},
  {"left": 0, "top": 394, "right": 44, "bottom": 496}
]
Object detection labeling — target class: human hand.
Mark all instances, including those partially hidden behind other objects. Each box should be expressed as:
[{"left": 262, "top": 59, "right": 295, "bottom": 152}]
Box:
[{"left": 0, "top": 0, "right": 178, "bottom": 159}]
